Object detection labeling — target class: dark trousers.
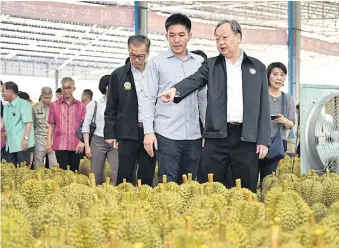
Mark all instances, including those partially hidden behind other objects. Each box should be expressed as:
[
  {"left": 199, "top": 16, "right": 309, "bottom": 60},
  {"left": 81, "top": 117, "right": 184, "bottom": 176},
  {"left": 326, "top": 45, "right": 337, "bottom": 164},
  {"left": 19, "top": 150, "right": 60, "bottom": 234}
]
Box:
[
  {"left": 55, "top": 150, "right": 82, "bottom": 171},
  {"left": 3, "top": 147, "right": 33, "bottom": 167},
  {"left": 156, "top": 133, "right": 201, "bottom": 184},
  {"left": 118, "top": 127, "right": 156, "bottom": 186},
  {"left": 258, "top": 140, "right": 287, "bottom": 185},
  {"left": 198, "top": 126, "right": 258, "bottom": 192}
]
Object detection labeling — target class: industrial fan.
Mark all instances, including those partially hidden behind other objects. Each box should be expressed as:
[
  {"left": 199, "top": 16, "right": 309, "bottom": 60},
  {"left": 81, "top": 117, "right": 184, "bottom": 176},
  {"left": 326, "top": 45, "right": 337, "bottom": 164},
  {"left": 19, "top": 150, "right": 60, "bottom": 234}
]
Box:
[{"left": 301, "top": 84, "right": 339, "bottom": 174}]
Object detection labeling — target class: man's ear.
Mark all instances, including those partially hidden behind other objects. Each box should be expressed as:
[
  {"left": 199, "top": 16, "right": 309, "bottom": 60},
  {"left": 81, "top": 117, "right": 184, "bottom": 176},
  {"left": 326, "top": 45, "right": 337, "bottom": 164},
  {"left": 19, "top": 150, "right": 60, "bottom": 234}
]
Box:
[{"left": 188, "top": 32, "right": 192, "bottom": 41}]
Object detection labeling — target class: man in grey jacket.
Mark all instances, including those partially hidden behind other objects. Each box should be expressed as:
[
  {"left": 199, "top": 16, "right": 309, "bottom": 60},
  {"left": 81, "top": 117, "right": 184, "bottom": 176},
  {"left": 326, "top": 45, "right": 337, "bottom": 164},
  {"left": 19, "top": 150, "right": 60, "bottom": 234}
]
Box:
[{"left": 158, "top": 20, "right": 270, "bottom": 192}]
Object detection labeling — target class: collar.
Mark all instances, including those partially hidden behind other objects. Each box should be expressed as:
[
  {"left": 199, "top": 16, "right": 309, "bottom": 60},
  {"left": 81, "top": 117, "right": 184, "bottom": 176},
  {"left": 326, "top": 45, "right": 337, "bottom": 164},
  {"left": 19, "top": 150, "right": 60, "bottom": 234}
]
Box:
[
  {"left": 131, "top": 63, "right": 146, "bottom": 73},
  {"left": 8, "top": 96, "right": 19, "bottom": 107},
  {"left": 59, "top": 97, "right": 77, "bottom": 104},
  {"left": 166, "top": 48, "right": 194, "bottom": 59},
  {"left": 225, "top": 50, "right": 244, "bottom": 65}
]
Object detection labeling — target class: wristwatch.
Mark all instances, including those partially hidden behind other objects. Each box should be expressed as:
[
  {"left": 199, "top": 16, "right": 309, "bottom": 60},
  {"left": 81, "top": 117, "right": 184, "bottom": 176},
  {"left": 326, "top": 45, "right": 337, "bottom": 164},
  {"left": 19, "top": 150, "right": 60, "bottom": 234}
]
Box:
[{"left": 24, "top": 136, "right": 29, "bottom": 140}]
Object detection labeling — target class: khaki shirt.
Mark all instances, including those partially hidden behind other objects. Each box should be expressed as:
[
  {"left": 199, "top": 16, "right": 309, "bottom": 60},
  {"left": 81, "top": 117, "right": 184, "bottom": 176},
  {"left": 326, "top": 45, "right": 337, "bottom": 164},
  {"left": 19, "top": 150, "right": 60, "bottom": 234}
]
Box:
[{"left": 32, "top": 102, "right": 49, "bottom": 137}]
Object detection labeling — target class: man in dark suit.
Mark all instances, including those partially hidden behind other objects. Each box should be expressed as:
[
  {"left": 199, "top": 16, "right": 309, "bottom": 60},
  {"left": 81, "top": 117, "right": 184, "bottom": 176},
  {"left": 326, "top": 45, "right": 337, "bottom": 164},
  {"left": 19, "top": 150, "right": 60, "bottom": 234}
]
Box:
[
  {"left": 104, "top": 35, "right": 156, "bottom": 186},
  {"left": 158, "top": 20, "right": 271, "bottom": 192}
]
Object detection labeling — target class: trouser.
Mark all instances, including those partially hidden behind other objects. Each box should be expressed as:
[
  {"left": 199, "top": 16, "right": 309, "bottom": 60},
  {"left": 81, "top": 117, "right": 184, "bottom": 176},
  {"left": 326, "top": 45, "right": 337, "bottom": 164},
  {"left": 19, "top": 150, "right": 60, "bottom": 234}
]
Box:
[
  {"left": 3, "top": 147, "right": 34, "bottom": 167},
  {"left": 198, "top": 125, "right": 258, "bottom": 192},
  {"left": 156, "top": 133, "right": 202, "bottom": 184},
  {"left": 258, "top": 140, "right": 287, "bottom": 185},
  {"left": 55, "top": 150, "right": 82, "bottom": 171},
  {"left": 90, "top": 134, "right": 119, "bottom": 185},
  {"left": 118, "top": 126, "right": 156, "bottom": 186},
  {"left": 34, "top": 135, "right": 57, "bottom": 169}
]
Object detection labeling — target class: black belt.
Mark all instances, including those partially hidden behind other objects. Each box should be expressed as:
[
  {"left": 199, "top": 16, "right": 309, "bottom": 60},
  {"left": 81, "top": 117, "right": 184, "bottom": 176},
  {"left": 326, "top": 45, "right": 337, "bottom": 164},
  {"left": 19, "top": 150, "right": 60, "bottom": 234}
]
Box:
[{"left": 227, "top": 122, "right": 243, "bottom": 128}]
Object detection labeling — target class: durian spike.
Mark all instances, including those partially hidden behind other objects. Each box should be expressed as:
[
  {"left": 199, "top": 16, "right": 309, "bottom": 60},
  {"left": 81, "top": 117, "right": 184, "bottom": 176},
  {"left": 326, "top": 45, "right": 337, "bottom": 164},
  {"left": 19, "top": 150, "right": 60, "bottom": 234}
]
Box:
[
  {"left": 314, "top": 228, "right": 326, "bottom": 248},
  {"left": 235, "top": 178, "right": 242, "bottom": 189},
  {"left": 162, "top": 175, "right": 167, "bottom": 184},
  {"left": 187, "top": 173, "right": 193, "bottom": 182},
  {"left": 67, "top": 165, "right": 71, "bottom": 170},
  {"left": 182, "top": 174, "right": 188, "bottom": 184},
  {"left": 105, "top": 177, "right": 111, "bottom": 185},
  {"left": 133, "top": 243, "right": 144, "bottom": 248},
  {"left": 137, "top": 179, "right": 142, "bottom": 188},
  {"left": 219, "top": 221, "right": 227, "bottom": 242},
  {"left": 3, "top": 185, "right": 10, "bottom": 196},
  {"left": 206, "top": 186, "right": 212, "bottom": 197},
  {"left": 159, "top": 183, "right": 164, "bottom": 193},
  {"left": 123, "top": 178, "right": 127, "bottom": 183},
  {"left": 271, "top": 225, "right": 279, "bottom": 248},
  {"left": 185, "top": 216, "right": 193, "bottom": 234},
  {"left": 79, "top": 202, "right": 86, "bottom": 219},
  {"left": 208, "top": 173, "right": 214, "bottom": 184},
  {"left": 108, "top": 231, "right": 117, "bottom": 248},
  {"left": 58, "top": 227, "right": 66, "bottom": 244},
  {"left": 308, "top": 211, "right": 316, "bottom": 228}
]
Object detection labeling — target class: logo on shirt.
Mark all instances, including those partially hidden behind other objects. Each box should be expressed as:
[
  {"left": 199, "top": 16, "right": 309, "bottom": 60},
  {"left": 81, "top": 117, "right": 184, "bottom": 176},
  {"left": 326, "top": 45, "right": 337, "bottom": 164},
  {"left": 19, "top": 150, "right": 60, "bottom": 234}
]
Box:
[
  {"left": 249, "top": 68, "right": 256, "bottom": 75},
  {"left": 124, "top": 82, "right": 132, "bottom": 91}
]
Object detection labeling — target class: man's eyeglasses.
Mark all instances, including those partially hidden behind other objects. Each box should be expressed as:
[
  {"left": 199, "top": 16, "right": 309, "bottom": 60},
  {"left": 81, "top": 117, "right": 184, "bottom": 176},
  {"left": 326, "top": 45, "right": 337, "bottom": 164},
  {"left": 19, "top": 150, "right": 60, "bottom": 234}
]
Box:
[
  {"left": 129, "top": 54, "right": 146, "bottom": 61},
  {"left": 62, "top": 86, "right": 73, "bottom": 91}
]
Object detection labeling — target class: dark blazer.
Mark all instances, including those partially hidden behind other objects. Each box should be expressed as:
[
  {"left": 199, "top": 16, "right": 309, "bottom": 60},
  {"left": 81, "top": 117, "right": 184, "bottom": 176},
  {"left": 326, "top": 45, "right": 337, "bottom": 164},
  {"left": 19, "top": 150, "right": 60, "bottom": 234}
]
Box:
[
  {"left": 104, "top": 63, "right": 139, "bottom": 140},
  {"left": 173, "top": 52, "right": 271, "bottom": 146}
]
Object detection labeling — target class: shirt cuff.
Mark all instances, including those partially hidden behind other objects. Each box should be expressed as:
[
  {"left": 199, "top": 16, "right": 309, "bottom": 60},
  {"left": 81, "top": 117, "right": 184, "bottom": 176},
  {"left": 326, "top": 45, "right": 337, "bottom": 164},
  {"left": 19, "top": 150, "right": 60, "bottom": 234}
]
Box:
[{"left": 143, "top": 122, "right": 154, "bottom": 134}]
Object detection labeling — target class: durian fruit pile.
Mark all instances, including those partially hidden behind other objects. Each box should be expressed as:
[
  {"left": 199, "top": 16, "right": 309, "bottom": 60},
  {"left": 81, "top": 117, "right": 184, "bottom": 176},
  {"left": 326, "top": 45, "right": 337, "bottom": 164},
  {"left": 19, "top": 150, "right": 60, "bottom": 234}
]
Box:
[{"left": 1, "top": 158, "right": 339, "bottom": 248}]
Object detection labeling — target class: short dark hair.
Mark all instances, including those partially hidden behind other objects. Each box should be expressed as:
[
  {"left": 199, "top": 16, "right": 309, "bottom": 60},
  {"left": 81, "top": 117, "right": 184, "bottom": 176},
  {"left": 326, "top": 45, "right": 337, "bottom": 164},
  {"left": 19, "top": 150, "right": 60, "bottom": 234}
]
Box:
[
  {"left": 127, "top": 35, "right": 151, "bottom": 53},
  {"left": 296, "top": 103, "right": 300, "bottom": 110},
  {"left": 267, "top": 62, "right": 288, "bottom": 86},
  {"left": 214, "top": 20, "right": 242, "bottom": 40},
  {"left": 18, "top": 91, "right": 30, "bottom": 101},
  {"left": 191, "top": 50, "right": 207, "bottom": 60},
  {"left": 82, "top": 89, "right": 93, "bottom": 100},
  {"left": 4, "top": 81, "right": 19, "bottom": 95},
  {"left": 165, "top": 13, "right": 191, "bottom": 32},
  {"left": 56, "top": 88, "right": 62, "bottom": 93},
  {"left": 125, "top": 57, "right": 130, "bottom": 65},
  {"left": 99, "top": 75, "right": 110, "bottom": 95}
]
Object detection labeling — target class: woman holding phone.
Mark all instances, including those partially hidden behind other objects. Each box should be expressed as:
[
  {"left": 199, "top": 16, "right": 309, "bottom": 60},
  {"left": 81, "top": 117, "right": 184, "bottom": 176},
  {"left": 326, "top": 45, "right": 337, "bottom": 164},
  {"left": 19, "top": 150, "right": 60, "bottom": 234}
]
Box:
[{"left": 258, "top": 62, "right": 296, "bottom": 185}]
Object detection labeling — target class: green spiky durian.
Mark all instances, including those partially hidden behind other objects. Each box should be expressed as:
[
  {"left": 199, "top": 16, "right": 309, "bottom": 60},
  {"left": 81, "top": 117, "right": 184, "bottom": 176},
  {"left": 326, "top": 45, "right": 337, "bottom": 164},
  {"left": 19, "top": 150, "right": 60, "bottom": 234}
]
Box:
[
  {"left": 300, "top": 179, "right": 324, "bottom": 206},
  {"left": 311, "top": 203, "right": 329, "bottom": 222}
]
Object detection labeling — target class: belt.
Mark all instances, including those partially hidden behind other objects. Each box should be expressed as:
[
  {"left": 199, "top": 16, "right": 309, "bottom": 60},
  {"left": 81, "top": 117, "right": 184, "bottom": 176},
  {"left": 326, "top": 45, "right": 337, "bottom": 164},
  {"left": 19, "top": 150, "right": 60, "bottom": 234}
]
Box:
[
  {"left": 227, "top": 122, "right": 242, "bottom": 128},
  {"left": 138, "top": 122, "right": 143, "bottom": 127}
]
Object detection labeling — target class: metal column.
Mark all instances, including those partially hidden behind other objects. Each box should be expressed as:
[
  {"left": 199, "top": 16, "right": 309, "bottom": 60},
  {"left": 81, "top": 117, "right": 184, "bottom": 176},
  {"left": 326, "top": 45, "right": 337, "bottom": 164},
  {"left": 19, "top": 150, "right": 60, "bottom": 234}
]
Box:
[
  {"left": 134, "top": 1, "right": 148, "bottom": 35},
  {"left": 55, "top": 69, "right": 59, "bottom": 91},
  {"left": 288, "top": 1, "right": 301, "bottom": 101}
]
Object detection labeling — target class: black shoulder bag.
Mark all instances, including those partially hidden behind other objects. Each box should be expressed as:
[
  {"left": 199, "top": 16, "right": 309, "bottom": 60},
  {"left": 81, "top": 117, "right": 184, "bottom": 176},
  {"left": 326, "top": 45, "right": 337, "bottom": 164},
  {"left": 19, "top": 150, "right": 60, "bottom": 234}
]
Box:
[{"left": 76, "top": 101, "right": 97, "bottom": 143}]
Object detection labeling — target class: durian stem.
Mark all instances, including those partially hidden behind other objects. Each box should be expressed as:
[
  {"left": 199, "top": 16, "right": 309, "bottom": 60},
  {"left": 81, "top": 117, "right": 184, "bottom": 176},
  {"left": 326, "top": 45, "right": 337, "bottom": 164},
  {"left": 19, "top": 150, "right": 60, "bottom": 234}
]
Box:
[
  {"left": 56, "top": 163, "right": 60, "bottom": 171},
  {"left": 311, "top": 170, "right": 315, "bottom": 176},
  {"left": 137, "top": 179, "right": 142, "bottom": 188},
  {"left": 3, "top": 185, "right": 10, "bottom": 196},
  {"left": 90, "top": 178, "right": 96, "bottom": 188},
  {"left": 219, "top": 221, "right": 226, "bottom": 242},
  {"left": 308, "top": 211, "right": 316, "bottom": 228},
  {"left": 282, "top": 180, "right": 288, "bottom": 192},
  {"left": 325, "top": 168, "right": 330, "bottom": 177},
  {"left": 186, "top": 216, "right": 193, "bottom": 234},
  {"left": 123, "top": 178, "right": 127, "bottom": 183},
  {"left": 67, "top": 165, "right": 71, "bottom": 170},
  {"left": 106, "top": 177, "right": 111, "bottom": 185},
  {"left": 273, "top": 217, "right": 281, "bottom": 226},
  {"left": 208, "top": 173, "right": 214, "bottom": 184},
  {"left": 162, "top": 175, "right": 167, "bottom": 184},
  {"left": 182, "top": 174, "right": 188, "bottom": 184},
  {"left": 16, "top": 163, "right": 19, "bottom": 168},
  {"left": 58, "top": 227, "right": 66, "bottom": 244},
  {"left": 109, "top": 231, "right": 117, "bottom": 248},
  {"left": 245, "top": 191, "right": 253, "bottom": 202},
  {"left": 314, "top": 228, "right": 325, "bottom": 248},
  {"left": 164, "top": 241, "right": 173, "bottom": 248},
  {"left": 133, "top": 243, "right": 144, "bottom": 248},
  {"left": 272, "top": 172, "right": 276, "bottom": 177},
  {"left": 187, "top": 173, "right": 192, "bottom": 182},
  {"left": 43, "top": 224, "right": 50, "bottom": 240},
  {"left": 159, "top": 183, "right": 164, "bottom": 193},
  {"left": 72, "top": 175, "right": 77, "bottom": 184},
  {"left": 75, "top": 170, "right": 78, "bottom": 174},
  {"left": 200, "top": 245, "right": 209, "bottom": 248},
  {"left": 271, "top": 225, "right": 279, "bottom": 248},
  {"left": 235, "top": 178, "right": 241, "bottom": 189}
]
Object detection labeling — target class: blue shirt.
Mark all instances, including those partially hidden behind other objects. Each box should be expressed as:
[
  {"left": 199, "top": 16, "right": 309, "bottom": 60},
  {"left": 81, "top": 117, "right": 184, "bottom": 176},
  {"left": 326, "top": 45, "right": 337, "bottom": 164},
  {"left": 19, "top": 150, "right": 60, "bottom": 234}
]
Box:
[{"left": 142, "top": 49, "right": 207, "bottom": 140}]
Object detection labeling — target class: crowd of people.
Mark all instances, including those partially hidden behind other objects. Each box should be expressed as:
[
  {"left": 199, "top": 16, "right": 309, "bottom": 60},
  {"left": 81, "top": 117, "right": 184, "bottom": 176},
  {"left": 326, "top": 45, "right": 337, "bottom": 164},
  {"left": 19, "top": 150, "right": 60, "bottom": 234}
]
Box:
[{"left": 0, "top": 14, "right": 301, "bottom": 192}]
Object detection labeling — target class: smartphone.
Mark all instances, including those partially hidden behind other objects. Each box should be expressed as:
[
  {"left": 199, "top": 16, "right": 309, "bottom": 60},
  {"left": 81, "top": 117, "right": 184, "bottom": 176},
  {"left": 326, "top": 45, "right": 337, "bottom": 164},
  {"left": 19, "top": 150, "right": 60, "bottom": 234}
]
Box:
[{"left": 270, "top": 115, "right": 279, "bottom": 120}]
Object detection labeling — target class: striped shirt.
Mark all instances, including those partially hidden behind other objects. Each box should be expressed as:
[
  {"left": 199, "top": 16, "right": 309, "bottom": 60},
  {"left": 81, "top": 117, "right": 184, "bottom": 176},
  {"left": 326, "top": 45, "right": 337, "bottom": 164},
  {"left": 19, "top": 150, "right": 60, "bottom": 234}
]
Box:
[{"left": 48, "top": 98, "right": 86, "bottom": 151}]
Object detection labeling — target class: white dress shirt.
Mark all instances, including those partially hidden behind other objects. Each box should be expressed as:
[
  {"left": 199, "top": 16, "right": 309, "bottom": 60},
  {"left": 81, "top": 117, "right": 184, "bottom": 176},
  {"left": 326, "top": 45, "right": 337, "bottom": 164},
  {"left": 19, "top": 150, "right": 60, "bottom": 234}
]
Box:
[
  {"left": 226, "top": 51, "right": 244, "bottom": 123},
  {"left": 82, "top": 97, "right": 106, "bottom": 137},
  {"left": 131, "top": 65, "right": 145, "bottom": 122}
]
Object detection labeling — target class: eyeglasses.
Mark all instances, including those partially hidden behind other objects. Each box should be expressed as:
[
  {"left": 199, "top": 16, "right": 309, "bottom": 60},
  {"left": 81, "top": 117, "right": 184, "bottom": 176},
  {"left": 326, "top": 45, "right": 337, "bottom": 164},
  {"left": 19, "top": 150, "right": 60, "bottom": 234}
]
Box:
[
  {"left": 129, "top": 53, "right": 146, "bottom": 61},
  {"left": 62, "top": 86, "right": 73, "bottom": 91}
]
